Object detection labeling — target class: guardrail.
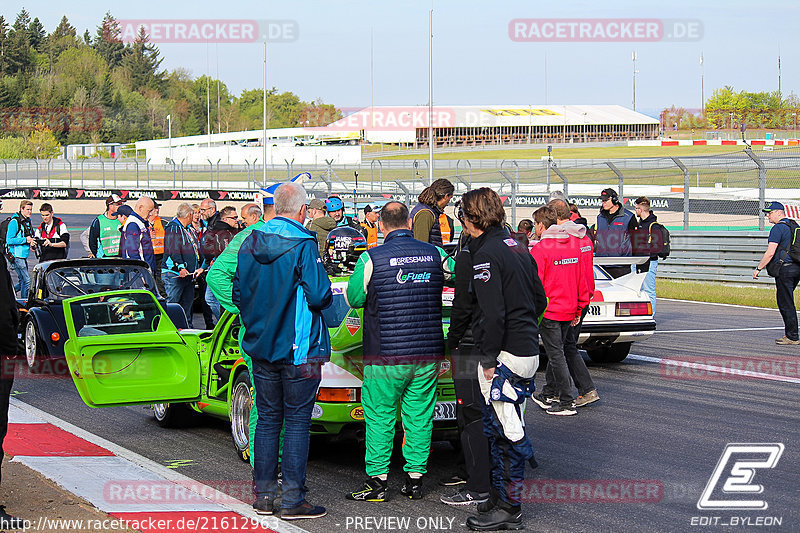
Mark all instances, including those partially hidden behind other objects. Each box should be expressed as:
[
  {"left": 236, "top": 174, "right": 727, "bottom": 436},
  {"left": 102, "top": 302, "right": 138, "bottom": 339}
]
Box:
[{"left": 659, "top": 231, "right": 773, "bottom": 285}]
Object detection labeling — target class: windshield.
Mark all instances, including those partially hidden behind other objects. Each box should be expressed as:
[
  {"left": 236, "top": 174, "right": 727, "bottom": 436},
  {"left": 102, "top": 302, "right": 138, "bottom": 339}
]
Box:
[{"left": 45, "top": 265, "right": 156, "bottom": 299}]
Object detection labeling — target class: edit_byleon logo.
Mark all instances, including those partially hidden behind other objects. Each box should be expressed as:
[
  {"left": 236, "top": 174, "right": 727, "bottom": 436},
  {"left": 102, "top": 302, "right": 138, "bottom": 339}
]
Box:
[{"left": 697, "top": 443, "right": 784, "bottom": 511}]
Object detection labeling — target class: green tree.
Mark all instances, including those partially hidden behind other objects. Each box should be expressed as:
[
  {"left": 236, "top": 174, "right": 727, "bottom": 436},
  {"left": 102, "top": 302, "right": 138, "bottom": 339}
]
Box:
[
  {"left": 0, "top": 16, "right": 7, "bottom": 76},
  {"left": 46, "top": 16, "right": 80, "bottom": 63},
  {"left": 28, "top": 17, "right": 45, "bottom": 51},
  {"left": 6, "top": 10, "right": 32, "bottom": 74},
  {"left": 27, "top": 126, "right": 62, "bottom": 159},
  {"left": 93, "top": 12, "right": 126, "bottom": 69},
  {"left": 122, "top": 26, "right": 164, "bottom": 93}
]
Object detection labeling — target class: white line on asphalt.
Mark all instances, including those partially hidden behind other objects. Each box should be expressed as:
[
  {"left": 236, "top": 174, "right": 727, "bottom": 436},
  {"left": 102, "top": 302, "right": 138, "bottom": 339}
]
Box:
[
  {"left": 627, "top": 354, "right": 800, "bottom": 385},
  {"left": 655, "top": 327, "right": 783, "bottom": 334},
  {"left": 9, "top": 399, "right": 309, "bottom": 533},
  {"left": 660, "top": 298, "right": 780, "bottom": 311}
]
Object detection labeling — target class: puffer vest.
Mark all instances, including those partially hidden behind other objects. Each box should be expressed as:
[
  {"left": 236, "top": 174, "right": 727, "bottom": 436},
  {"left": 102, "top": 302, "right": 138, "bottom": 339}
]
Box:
[
  {"left": 411, "top": 203, "right": 443, "bottom": 246},
  {"left": 595, "top": 206, "right": 634, "bottom": 256},
  {"left": 363, "top": 229, "right": 445, "bottom": 364}
]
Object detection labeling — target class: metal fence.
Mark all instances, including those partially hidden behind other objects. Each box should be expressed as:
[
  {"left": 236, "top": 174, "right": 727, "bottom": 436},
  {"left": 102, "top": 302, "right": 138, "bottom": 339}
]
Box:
[{"left": 4, "top": 144, "right": 800, "bottom": 230}]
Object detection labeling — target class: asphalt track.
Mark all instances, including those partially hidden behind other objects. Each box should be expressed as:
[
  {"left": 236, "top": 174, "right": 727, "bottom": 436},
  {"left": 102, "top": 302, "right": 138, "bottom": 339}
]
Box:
[{"left": 11, "top": 296, "right": 800, "bottom": 533}]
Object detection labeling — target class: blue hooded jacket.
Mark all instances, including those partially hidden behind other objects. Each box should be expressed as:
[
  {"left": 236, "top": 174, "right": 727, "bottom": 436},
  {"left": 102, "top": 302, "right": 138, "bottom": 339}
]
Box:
[{"left": 233, "top": 216, "right": 332, "bottom": 365}]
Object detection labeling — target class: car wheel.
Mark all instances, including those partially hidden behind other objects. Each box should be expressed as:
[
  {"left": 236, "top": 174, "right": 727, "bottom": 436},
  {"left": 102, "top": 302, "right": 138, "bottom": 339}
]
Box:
[
  {"left": 25, "top": 319, "right": 43, "bottom": 371},
  {"left": 152, "top": 403, "right": 188, "bottom": 428},
  {"left": 230, "top": 371, "right": 253, "bottom": 463},
  {"left": 586, "top": 342, "right": 632, "bottom": 363}
]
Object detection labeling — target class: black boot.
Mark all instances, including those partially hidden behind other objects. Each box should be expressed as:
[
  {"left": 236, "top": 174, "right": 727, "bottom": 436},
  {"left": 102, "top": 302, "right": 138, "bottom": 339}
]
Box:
[
  {"left": 466, "top": 505, "right": 523, "bottom": 531},
  {"left": 399, "top": 473, "right": 424, "bottom": 500},
  {"left": 0, "top": 506, "right": 25, "bottom": 530}
]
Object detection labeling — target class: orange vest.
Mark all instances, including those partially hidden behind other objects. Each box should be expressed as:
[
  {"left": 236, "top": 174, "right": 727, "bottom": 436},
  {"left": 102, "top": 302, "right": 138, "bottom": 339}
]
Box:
[
  {"left": 439, "top": 213, "right": 452, "bottom": 244},
  {"left": 361, "top": 221, "right": 378, "bottom": 249},
  {"left": 150, "top": 217, "right": 165, "bottom": 254}
]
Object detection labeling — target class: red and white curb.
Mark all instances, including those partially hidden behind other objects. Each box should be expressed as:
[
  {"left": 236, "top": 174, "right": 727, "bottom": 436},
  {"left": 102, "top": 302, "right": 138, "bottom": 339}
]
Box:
[{"left": 7, "top": 398, "right": 308, "bottom": 533}]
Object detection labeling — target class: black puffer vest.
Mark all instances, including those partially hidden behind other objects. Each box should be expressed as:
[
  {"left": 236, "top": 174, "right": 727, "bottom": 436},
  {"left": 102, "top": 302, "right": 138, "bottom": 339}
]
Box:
[
  {"left": 411, "top": 202, "right": 443, "bottom": 246},
  {"left": 363, "top": 229, "right": 445, "bottom": 364}
]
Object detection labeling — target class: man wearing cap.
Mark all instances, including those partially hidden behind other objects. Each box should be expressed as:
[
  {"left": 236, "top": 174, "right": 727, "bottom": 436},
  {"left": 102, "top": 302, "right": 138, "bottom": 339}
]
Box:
[
  {"left": 306, "top": 199, "right": 336, "bottom": 258},
  {"left": 594, "top": 188, "right": 639, "bottom": 278},
  {"left": 87, "top": 194, "right": 124, "bottom": 259},
  {"left": 754, "top": 202, "right": 800, "bottom": 345},
  {"left": 360, "top": 204, "right": 380, "bottom": 249}
]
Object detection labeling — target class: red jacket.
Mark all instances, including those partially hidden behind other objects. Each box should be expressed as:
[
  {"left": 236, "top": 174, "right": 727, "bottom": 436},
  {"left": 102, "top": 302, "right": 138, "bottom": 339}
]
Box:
[
  {"left": 531, "top": 224, "right": 591, "bottom": 321},
  {"left": 561, "top": 220, "right": 595, "bottom": 302}
]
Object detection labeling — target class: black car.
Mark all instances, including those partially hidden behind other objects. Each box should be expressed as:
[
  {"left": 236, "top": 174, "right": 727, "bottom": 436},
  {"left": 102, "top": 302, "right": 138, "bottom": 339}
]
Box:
[{"left": 22, "top": 258, "right": 189, "bottom": 372}]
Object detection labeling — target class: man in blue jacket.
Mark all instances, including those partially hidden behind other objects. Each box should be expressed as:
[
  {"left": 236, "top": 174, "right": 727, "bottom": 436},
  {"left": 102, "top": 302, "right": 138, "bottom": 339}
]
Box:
[
  {"left": 233, "top": 181, "right": 331, "bottom": 521},
  {"left": 5, "top": 200, "right": 35, "bottom": 299},
  {"left": 162, "top": 203, "right": 204, "bottom": 328}
]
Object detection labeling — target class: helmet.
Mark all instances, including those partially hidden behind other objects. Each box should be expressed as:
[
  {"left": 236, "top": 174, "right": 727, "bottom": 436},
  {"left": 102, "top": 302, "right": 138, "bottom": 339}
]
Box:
[
  {"left": 326, "top": 197, "right": 344, "bottom": 212},
  {"left": 326, "top": 227, "right": 367, "bottom": 273}
]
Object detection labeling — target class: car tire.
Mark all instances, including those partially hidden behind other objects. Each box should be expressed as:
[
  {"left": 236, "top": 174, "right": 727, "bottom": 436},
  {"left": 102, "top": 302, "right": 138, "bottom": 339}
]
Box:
[
  {"left": 152, "top": 403, "right": 189, "bottom": 428},
  {"left": 586, "top": 342, "right": 632, "bottom": 363},
  {"left": 229, "top": 371, "right": 253, "bottom": 463},
  {"left": 24, "top": 319, "right": 43, "bottom": 371}
]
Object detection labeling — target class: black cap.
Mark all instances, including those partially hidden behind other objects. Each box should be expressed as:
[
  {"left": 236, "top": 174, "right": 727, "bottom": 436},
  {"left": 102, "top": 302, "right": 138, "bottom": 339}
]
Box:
[{"left": 600, "top": 188, "right": 618, "bottom": 201}]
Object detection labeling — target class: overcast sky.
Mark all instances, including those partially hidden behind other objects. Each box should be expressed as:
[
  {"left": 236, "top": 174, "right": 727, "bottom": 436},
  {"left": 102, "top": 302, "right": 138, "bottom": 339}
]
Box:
[{"left": 4, "top": 1, "right": 797, "bottom": 117}]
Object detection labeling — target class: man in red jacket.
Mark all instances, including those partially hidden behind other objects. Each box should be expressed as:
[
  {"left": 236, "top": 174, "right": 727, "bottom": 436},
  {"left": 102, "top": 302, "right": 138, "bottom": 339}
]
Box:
[{"left": 530, "top": 205, "right": 590, "bottom": 416}]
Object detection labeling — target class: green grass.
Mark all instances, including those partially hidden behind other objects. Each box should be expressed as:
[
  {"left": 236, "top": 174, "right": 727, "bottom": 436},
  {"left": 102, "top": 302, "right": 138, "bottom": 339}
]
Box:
[
  {"left": 379, "top": 145, "right": 748, "bottom": 160},
  {"left": 657, "top": 279, "right": 799, "bottom": 308}
]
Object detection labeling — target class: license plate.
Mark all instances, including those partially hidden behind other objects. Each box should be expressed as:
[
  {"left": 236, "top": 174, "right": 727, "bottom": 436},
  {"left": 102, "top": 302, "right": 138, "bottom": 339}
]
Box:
[
  {"left": 587, "top": 305, "right": 601, "bottom": 316},
  {"left": 433, "top": 401, "right": 456, "bottom": 421}
]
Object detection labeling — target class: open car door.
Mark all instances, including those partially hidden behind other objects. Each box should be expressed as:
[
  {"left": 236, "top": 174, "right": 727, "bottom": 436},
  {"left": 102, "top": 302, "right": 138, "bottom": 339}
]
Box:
[{"left": 61, "top": 290, "right": 201, "bottom": 408}]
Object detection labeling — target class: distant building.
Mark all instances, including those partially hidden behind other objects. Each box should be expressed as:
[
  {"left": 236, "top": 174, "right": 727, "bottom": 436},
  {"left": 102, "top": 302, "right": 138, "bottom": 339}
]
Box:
[{"left": 65, "top": 143, "right": 123, "bottom": 159}]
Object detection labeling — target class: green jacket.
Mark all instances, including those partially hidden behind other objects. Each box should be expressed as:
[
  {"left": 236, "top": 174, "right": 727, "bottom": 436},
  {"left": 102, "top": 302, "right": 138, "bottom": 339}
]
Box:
[{"left": 206, "top": 220, "right": 266, "bottom": 314}]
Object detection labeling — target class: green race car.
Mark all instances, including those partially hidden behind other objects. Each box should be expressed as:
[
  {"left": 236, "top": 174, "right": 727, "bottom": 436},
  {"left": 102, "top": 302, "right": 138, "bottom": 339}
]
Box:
[{"left": 60, "top": 280, "right": 457, "bottom": 462}]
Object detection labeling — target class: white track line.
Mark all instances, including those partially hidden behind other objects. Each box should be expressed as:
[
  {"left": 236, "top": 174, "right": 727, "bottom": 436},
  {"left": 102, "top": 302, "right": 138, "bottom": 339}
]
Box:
[
  {"left": 627, "top": 354, "right": 800, "bottom": 385},
  {"left": 655, "top": 327, "right": 783, "bottom": 334},
  {"left": 660, "top": 298, "right": 780, "bottom": 311},
  {"left": 9, "top": 398, "right": 309, "bottom": 533}
]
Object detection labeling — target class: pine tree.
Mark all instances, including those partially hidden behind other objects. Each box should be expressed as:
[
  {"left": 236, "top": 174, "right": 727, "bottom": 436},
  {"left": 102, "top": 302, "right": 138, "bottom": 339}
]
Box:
[
  {"left": 0, "top": 82, "right": 11, "bottom": 109},
  {"left": 100, "top": 71, "right": 113, "bottom": 108},
  {"left": 6, "top": 11, "right": 31, "bottom": 75},
  {"left": 28, "top": 17, "right": 45, "bottom": 51},
  {"left": 46, "top": 15, "right": 79, "bottom": 61},
  {"left": 83, "top": 30, "right": 91, "bottom": 46},
  {"left": 122, "top": 26, "right": 164, "bottom": 93},
  {"left": 93, "top": 12, "right": 126, "bottom": 69},
  {"left": 0, "top": 16, "right": 7, "bottom": 76}
]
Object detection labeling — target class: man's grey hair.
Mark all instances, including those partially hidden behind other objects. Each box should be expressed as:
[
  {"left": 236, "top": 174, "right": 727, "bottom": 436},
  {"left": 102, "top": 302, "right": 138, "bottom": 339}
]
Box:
[
  {"left": 548, "top": 190, "right": 569, "bottom": 203},
  {"left": 245, "top": 204, "right": 263, "bottom": 218},
  {"left": 274, "top": 181, "right": 308, "bottom": 215},
  {"left": 176, "top": 203, "right": 193, "bottom": 219}
]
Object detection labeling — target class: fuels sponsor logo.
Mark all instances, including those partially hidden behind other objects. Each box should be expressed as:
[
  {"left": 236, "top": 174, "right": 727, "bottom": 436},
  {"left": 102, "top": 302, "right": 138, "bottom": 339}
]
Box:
[
  {"left": 389, "top": 255, "right": 435, "bottom": 267},
  {"left": 396, "top": 269, "right": 432, "bottom": 284}
]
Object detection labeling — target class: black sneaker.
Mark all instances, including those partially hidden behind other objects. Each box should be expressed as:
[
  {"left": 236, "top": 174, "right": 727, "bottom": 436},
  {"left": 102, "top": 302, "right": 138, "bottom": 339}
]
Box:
[
  {"left": 0, "top": 506, "right": 24, "bottom": 530},
  {"left": 546, "top": 403, "right": 577, "bottom": 416},
  {"left": 400, "top": 473, "right": 424, "bottom": 500},
  {"left": 438, "top": 473, "right": 468, "bottom": 486},
  {"left": 346, "top": 477, "right": 388, "bottom": 502},
  {"left": 279, "top": 501, "right": 327, "bottom": 520},
  {"left": 252, "top": 496, "right": 274, "bottom": 515},
  {"left": 440, "top": 488, "right": 490, "bottom": 506},
  {"left": 531, "top": 393, "right": 557, "bottom": 410}
]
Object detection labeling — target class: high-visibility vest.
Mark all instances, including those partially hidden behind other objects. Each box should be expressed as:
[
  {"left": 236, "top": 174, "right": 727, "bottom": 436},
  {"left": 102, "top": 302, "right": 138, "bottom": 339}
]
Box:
[
  {"left": 150, "top": 216, "right": 165, "bottom": 254},
  {"left": 361, "top": 221, "right": 378, "bottom": 249},
  {"left": 439, "top": 213, "right": 452, "bottom": 244},
  {"left": 97, "top": 215, "right": 121, "bottom": 257}
]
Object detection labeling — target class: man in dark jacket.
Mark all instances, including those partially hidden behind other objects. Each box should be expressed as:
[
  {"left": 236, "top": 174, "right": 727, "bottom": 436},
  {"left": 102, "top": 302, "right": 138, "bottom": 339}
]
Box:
[
  {"left": 0, "top": 199, "right": 23, "bottom": 529},
  {"left": 162, "top": 203, "right": 204, "bottom": 328},
  {"left": 459, "top": 188, "right": 547, "bottom": 532},
  {"left": 234, "top": 181, "right": 331, "bottom": 521},
  {"left": 594, "top": 188, "right": 639, "bottom": 278},
  {"left": 344, "top": 201, "right": 453, "bottom": 503},
  {"left": 633, "top": 196, "right": 661, "bottom": 315}
]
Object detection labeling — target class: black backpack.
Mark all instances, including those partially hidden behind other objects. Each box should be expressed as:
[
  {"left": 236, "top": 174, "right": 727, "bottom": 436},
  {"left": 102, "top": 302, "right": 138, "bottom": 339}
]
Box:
[
  {"left": 648, "top": 222, "right": 671, "bottom": 259},
  {"left": 0, "top": 214, "right": 18, "bottom": 261},
  {"left": 779, "top": 219, "right": 800, "bottom": 263}
]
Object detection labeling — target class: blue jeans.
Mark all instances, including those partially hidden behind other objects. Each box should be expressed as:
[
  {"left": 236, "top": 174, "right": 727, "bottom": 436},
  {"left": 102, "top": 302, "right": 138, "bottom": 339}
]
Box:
[
  {"left": 642, "top": 259, "right": 658, "bottom": 315},
  {"left": 252, "top": 360, "right": 321, "bottom": 508},
  {"left": 162, "top": 270, "right": 194, "bottom": 328},
  {"left": 776, "top": 262, "right": 800, "bottom": 341},
  {"left": 205, "top": 283, "right": 221, "bottom": 321},
  {"left": 12, "top": 257, "right": 29, "bottom": 300}
]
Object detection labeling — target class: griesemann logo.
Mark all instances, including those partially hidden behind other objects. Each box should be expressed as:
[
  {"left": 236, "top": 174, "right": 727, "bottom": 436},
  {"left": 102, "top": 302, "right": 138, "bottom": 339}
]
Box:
[
  {"left": 395, "top": 269, "right": 431, "bottom": 284},
  {"left": 697, "top": 443, "right": 784, "bottom": 510}
]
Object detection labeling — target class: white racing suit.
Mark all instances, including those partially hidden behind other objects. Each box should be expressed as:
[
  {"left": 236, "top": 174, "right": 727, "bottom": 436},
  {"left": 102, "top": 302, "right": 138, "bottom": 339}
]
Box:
[{"left": 478, "top": 351, "right": 538, "bottom": 509}]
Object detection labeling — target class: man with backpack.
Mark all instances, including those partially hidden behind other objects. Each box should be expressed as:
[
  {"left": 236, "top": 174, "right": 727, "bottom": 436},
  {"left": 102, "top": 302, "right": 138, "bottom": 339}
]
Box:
[
  {"left": 34, "top": 203, "right": 69, "bottom": 262},
  {"left": 754, "top": 202, "right": 800, "bottom": 345},
  {"left": 633, "top": 196, "right": 669, "bottom": 315},
  {"left": 2, "top": 200, "right": 35, "bottom": 299}
]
